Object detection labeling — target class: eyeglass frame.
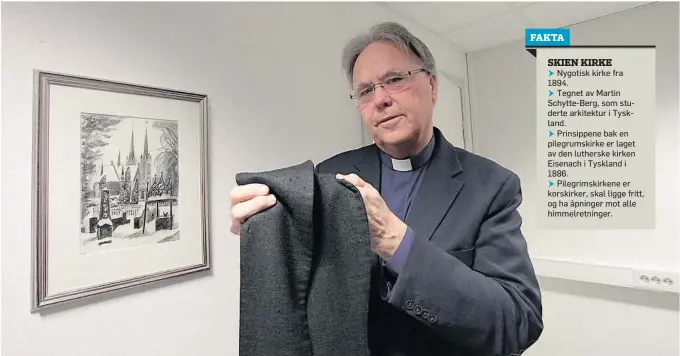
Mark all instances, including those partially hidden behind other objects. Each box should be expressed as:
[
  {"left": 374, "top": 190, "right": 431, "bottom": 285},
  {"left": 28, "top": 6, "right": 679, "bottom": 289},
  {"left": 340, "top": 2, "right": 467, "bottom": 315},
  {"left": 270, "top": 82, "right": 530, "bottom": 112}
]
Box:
[{"left": 348, "top": 68, "right": 431, "bottom": 104}]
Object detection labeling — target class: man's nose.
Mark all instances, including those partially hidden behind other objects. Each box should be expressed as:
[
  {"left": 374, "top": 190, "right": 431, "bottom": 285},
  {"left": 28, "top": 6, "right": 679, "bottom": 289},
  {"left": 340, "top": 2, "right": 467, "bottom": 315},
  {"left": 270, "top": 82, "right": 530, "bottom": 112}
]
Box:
[{"left": 373, "top": 85, "right": 393, "bottom": 108}]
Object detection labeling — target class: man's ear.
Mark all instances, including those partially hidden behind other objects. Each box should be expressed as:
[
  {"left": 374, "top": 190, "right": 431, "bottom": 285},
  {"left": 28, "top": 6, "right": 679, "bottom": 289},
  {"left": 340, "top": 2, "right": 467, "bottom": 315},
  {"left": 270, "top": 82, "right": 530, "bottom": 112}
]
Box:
[{"left": 430, "top": 75, "right": 438, "bottom": 104}]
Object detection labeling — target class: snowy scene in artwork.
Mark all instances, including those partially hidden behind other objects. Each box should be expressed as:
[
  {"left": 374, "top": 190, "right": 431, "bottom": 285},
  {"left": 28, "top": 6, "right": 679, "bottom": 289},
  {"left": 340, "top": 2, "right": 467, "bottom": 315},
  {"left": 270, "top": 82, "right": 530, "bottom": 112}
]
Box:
[{"left": 80, "top": 113, "right": 179, "bottom": 254}]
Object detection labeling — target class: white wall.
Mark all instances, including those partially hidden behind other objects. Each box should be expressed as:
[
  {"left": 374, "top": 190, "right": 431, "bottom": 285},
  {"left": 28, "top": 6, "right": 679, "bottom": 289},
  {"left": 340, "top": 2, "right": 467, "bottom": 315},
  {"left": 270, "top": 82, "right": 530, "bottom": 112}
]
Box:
[
  {"left": 467, "top": 3, "right": 679, "bottom": 356},
  {"left": 1, "top": 2, "right": 467, "bottom": 355}
]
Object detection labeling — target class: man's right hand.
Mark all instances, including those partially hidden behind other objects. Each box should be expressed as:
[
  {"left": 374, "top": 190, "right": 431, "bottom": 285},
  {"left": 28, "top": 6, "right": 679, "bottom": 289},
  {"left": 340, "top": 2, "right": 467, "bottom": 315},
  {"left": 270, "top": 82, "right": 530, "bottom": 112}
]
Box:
[{"left": 229, "top": 183, "right": 277, "bottom": 235}]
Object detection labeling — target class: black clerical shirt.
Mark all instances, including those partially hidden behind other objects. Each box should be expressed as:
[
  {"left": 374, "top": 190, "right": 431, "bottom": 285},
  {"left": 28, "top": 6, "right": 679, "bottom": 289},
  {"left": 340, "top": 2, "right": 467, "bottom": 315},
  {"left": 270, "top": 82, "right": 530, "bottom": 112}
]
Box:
[{"left": 380, "top": 134, "right": 435, "bottom": 276}]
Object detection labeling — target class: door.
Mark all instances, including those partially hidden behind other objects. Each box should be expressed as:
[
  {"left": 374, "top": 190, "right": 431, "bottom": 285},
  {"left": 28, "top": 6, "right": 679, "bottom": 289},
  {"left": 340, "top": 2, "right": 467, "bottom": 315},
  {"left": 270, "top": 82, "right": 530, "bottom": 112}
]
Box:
[{"left": 432, "top": 72, "right": 466, "bottom": 148}]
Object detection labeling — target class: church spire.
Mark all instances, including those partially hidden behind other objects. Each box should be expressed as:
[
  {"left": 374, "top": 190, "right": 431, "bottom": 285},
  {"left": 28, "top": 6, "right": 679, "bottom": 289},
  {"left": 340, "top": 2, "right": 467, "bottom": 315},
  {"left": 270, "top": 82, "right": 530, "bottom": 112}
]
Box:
[
  {"left": 126, "top": 124, "right": 137, "bottom": 165},
  {"left": 142, "top": 121, "right": 151, "bottom": 160}
]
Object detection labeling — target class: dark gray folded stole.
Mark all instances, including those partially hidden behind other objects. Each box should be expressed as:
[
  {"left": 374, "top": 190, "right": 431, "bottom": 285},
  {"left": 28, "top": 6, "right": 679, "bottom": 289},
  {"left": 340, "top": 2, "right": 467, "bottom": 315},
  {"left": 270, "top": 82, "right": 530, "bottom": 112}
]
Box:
[{"left": 236, "top": 160, "right": 373, "bottom": 356}]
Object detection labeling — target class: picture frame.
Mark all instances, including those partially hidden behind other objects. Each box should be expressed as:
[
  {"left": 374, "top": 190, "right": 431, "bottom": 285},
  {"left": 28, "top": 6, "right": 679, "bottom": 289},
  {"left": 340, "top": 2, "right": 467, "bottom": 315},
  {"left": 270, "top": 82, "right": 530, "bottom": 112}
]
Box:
[{"left": 31, "top": 70, "right": 210, "bottom": 312}]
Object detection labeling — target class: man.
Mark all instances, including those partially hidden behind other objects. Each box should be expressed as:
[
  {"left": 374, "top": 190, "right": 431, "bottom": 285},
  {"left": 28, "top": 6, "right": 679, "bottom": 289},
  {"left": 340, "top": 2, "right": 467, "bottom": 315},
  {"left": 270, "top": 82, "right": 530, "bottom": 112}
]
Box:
[{"left": 230, "top": 22, "right": 543, "bottom": 356}]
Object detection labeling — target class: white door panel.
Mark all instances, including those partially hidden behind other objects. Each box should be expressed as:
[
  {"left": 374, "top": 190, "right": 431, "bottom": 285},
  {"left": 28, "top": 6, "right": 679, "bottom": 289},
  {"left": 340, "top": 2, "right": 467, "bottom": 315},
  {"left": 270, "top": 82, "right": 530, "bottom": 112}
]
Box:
[{"left": 432, "top": 73, "right": 465, "bottom": 148}]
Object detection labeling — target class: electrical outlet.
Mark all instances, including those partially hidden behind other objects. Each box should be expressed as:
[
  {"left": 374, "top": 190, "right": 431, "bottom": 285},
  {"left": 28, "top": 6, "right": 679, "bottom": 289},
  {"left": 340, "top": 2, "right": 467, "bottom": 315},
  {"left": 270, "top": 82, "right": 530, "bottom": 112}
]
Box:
[{"left": 632, "top": 270, "right": 679, "bottom": 293}]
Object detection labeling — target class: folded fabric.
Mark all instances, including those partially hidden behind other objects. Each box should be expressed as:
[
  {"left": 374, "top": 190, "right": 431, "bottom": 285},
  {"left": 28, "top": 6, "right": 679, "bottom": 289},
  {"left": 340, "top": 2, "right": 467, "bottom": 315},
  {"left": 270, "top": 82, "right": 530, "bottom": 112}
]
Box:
[{"left": 237, "top": 160, "right": 373, "bottom": 356}]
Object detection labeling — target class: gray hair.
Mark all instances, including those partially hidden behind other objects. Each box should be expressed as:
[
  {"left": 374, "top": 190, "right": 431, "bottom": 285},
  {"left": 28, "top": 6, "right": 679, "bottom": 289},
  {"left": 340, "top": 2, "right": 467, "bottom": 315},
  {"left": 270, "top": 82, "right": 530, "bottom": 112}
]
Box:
[{"left": 341, "top": 22, "right": 437, "bottom": 85}]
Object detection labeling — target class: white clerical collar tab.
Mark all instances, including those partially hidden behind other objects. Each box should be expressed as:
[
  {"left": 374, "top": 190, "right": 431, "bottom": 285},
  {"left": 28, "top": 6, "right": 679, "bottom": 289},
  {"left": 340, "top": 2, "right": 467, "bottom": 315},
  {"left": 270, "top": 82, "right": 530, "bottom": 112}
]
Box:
[{"left": 391, "top": 158, "right": 413, "bottom": 172}]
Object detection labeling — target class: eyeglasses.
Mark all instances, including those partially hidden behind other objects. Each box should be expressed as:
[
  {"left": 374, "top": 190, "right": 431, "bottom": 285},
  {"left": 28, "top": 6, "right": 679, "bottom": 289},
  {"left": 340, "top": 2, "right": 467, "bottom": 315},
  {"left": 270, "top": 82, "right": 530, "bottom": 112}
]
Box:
[{"left": 349, "top": 68, "right": 429, "bottom": 106}]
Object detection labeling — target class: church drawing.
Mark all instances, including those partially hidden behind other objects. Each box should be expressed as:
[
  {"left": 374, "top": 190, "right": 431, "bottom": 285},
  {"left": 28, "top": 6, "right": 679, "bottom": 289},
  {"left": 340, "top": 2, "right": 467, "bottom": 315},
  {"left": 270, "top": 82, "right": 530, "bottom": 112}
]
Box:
[
  {"left": 80, "top": 113, "right": 180, "bottom": 254},
  {"left": 91, "top": 125, "right": 154, "bottom": 203}
]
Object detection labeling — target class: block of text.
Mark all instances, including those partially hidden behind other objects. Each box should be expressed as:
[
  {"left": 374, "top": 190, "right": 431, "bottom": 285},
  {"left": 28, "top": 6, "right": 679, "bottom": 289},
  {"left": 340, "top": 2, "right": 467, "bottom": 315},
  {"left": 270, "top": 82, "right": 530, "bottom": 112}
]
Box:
[{"left": 536, "top": 47, "right": 656, "bottom": 229}]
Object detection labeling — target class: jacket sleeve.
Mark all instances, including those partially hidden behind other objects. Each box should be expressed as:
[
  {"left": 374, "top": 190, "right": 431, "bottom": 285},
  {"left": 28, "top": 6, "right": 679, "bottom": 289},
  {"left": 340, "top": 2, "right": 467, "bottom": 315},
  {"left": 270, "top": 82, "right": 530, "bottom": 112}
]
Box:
[
  {"left": 385, "top": 172, "right": 543, "bottom": 356},
  {"left": 385, "top": 226, "right": 415, "bottom": 276}
]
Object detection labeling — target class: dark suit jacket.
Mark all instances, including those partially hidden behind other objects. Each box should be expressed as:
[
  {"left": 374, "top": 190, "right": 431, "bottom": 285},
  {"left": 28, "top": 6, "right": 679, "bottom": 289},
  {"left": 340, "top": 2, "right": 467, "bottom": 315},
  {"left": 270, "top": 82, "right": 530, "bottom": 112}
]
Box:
[
  {"left": 237, "top": 161, "right": 374, "bottom": 356},
  {"left": 314, "top": 127, "right": 543, "bottom": 356}
]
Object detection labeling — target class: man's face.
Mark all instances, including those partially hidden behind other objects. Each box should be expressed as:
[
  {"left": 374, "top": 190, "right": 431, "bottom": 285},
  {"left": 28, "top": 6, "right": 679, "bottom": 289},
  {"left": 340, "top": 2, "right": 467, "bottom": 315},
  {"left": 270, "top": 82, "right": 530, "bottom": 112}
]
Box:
[{"left": 352, "top": 41, "right": 437, "bottom": 153}]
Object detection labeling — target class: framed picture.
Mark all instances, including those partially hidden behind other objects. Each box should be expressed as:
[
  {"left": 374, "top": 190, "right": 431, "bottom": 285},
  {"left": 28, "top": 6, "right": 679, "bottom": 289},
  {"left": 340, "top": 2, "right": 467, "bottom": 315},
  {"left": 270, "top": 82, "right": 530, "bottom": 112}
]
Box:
[{"left": 31, "top": 70, "right": 210, "bottom": 312}]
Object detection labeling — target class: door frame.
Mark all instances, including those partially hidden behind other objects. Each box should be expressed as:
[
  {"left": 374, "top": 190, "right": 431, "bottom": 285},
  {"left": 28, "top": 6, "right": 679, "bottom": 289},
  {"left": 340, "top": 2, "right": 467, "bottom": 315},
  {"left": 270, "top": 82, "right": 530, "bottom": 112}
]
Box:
[{"left": 437, "top": 70, "right": 475, "bottom": 152}]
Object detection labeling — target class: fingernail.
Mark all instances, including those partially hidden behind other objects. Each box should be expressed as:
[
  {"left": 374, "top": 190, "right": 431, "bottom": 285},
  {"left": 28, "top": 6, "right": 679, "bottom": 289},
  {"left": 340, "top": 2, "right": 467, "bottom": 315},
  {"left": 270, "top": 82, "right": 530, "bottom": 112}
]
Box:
[
  {"left": 268, "top": 194, "right": 276, "bottom": 204},
  {"left": 261, "top": 186, "right": 269, "bottom": 194},
  {"left": 336, "top": 173, "right": 343, "bottom": 179}
]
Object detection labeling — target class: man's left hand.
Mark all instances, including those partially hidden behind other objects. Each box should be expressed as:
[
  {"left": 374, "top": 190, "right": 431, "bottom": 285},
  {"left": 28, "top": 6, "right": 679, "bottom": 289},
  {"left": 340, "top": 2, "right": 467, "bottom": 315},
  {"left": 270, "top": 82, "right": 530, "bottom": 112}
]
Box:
[{"left": 337, "top": 173, "right": 407, "bottom": 260}]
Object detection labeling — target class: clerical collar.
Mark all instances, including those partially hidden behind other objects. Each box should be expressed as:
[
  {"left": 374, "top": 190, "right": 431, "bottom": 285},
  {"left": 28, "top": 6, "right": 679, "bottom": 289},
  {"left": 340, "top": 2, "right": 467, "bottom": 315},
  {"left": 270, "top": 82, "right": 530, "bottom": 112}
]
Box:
[{"left": 379, "top": 134, "right": 435, "bottom": 172}]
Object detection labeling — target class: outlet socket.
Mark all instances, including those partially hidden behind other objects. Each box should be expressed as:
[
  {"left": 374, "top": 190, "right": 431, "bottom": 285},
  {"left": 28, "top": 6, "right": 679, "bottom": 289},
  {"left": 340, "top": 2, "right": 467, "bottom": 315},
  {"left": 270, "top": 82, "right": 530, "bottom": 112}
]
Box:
[{"left": 632, "top": 270, "right": 679, "bottom": 293}]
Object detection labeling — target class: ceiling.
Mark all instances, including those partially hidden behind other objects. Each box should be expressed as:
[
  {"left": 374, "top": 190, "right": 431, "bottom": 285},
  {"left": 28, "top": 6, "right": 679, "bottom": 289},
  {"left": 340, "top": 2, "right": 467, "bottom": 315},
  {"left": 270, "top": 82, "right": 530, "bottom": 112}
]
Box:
[{"left": 378, "top": 1, "right": 654, "bottom": 52}]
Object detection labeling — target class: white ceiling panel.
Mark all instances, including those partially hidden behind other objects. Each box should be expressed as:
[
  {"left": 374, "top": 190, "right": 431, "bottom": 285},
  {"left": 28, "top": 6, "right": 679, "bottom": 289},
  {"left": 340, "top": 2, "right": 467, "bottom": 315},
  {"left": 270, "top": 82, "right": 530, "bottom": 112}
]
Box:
[
  {"left": 441, "top": 10, "right": 529, "bottom": 52},
  {"left": 519, "top": 1, "right": 651, "bottom": 29},
  {"left": 507, "top": 2, "right": 537, "bottom": 9},
  {"left": 380, "top": 1, "right": 519, "bottom": 33},
  {"left": 378, "top": 1, "right": 654, "bottom": 53}
]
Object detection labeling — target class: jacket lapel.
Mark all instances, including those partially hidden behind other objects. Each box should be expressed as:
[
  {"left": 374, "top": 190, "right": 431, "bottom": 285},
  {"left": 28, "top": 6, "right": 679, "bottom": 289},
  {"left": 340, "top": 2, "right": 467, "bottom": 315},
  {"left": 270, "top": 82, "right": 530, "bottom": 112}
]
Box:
[
  {"left": 353, "top": 129, "right": 464, "bottom": 241},
  {"left": 405, "top": 130, "right": 464, "bottom": 241},
  {"left": 353, "top": 146, "right": 382, "bottom": 192}
]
